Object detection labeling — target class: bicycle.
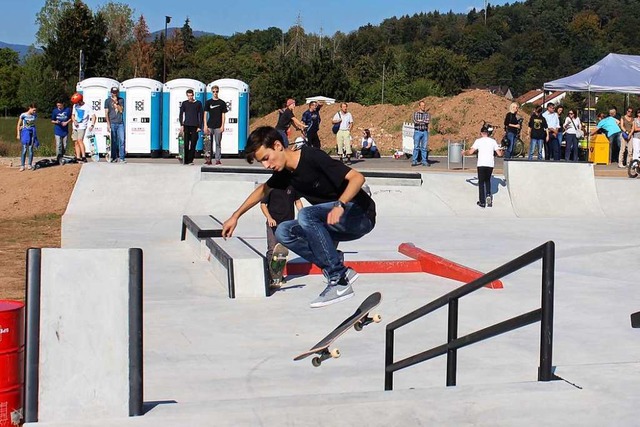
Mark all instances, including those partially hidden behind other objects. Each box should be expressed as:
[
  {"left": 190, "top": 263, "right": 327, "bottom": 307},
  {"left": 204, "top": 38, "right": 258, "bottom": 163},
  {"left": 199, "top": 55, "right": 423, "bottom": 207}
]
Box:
[
  {"left": 629, "top": 158, "right": 640, "bottom": 178},
  {"left": 500, "top": 118, "right": 526, "bottom": 157}
]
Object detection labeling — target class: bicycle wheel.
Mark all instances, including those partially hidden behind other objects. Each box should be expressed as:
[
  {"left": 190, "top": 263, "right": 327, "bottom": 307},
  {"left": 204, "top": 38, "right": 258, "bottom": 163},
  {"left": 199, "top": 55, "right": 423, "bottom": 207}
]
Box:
[
  {"left": 629, "top": 159, "right": 640, "bottom": 178},
  {"left": 513, "top": 138, "right": 525, "bottom": 157}
]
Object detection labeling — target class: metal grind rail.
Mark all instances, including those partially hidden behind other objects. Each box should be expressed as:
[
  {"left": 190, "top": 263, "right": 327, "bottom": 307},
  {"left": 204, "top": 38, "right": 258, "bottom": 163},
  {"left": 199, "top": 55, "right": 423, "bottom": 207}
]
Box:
[{"left": 385, "top": 241, "right": 556, "bottom": 390}]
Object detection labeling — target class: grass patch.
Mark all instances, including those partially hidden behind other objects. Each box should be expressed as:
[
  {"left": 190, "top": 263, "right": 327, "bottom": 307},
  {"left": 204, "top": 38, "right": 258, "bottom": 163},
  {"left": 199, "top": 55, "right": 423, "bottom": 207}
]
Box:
[{"left": 0, "top": 117, "right": 57, "bottom": 157}]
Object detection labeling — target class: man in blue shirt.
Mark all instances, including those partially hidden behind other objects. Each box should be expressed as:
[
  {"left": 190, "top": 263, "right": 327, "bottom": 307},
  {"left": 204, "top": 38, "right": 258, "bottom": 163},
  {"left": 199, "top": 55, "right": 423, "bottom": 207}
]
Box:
[
  {"left": 301, "top": 101, "right": 322, "bottom": 149},
  {"left": 51, "top": 100, "right": 71, "bottom": 160},
  {"left": 592, "top": 109, "right": 622, "bottom": 166}
]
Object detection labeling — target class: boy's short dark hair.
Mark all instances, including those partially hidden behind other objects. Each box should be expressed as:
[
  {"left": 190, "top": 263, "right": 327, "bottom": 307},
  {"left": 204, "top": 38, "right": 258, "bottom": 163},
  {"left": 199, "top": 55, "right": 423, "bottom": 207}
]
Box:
[
  {"left": 186, "top": 89, "right": 194, "bottom": 95},
  {"left": 245, "top": 126, "right": 283, "bottom": 163}
]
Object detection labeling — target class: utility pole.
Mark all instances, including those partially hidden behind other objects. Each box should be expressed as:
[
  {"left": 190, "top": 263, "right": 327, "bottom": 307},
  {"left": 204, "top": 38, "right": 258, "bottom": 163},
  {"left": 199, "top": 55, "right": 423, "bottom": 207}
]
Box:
[
  {"left": 163, "top": 16, "right": 171, "bottom": 83},
  {"left": 484, "top": 1, "right": 488, "bottom": 25},
  {"left": 381, "top": 64, "right": 385, "bottom": 104},
  {"left": 78, "top": 49, "right": 84, "bottom": 81}
]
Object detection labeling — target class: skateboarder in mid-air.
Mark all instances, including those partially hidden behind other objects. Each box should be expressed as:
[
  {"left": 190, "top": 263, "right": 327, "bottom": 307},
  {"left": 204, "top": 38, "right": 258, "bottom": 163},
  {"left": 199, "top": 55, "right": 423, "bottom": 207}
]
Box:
[
  {"left": 222, "top": 126, "right": 376, "bottom": 308},
  {"left": 260, "top": 185, "right": 302, "bottom": 288}
]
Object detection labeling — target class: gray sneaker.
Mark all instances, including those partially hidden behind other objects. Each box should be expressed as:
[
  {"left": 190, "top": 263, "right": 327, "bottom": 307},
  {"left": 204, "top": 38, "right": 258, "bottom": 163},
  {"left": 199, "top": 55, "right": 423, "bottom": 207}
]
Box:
[
  {"left": 322, "top": 267, "right": 359, "bottom": 286},
  {"left": 310, "top": 277, "right": 354, "bottom": 308}
]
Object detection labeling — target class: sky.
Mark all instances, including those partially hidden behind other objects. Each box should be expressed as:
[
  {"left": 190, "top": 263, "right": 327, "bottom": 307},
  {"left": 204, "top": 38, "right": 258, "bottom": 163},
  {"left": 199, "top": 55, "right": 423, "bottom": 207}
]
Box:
[{"left": 1, "top": 0, "right": 511, "bottom": 46}]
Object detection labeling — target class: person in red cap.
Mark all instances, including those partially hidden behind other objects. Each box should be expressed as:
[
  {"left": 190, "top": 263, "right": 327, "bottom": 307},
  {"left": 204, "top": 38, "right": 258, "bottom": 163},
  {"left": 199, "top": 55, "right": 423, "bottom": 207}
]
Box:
[{"left": 274, "top": 98, "right": 306, "bottom": 148}]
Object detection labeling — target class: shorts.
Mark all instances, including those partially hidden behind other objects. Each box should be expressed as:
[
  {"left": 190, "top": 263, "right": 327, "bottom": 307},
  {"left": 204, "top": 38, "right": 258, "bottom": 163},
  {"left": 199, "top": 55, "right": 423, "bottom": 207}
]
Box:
[{"left": 72, "top": 128, "right": 86, "bottom": 141}]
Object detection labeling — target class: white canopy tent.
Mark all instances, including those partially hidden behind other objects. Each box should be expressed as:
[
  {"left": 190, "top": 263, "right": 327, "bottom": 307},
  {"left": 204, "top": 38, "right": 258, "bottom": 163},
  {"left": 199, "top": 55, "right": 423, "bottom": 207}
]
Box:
[{"left": 544, "top": 53, "right": 640, "bottom": 94}]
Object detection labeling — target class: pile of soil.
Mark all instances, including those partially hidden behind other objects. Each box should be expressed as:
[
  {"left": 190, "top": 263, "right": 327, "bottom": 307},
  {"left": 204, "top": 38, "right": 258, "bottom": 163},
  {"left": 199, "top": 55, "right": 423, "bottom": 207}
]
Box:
[{"left": 250, "top": 89, "right": 526, "bottom": 154}]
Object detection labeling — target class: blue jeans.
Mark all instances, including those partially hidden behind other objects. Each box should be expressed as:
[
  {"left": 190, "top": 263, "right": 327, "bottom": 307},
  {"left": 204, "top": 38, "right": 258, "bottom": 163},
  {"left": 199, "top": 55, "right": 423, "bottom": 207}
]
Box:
[
  {"left": 21, "top": 143, "right": 34, "bottom": 167},
  {"left": 564, "top": 134, "right": 579, "bottom": 161},
  {"left": 608, "top": 132, "right": 621, "bottom": 163},
  {"left": 528, "top": 138, "right": 544, "bottom": 160},
  {"left": 110, "top": 122, "right": 125, "bottom": 160},
  {"left": 505, "top": 131, "right": 517, "bottom": 159},
  {"left": 412, "top": 130, "right": 428, "bottom": 165},
  {"left": 275, "top": 202, "right": 375, "bottom": 282},
  {"left": 548, "top": 136, "right": 560, "bottom": 160},
  {"left": 276, "top": 129, "right": 289, "bottom": 148}
]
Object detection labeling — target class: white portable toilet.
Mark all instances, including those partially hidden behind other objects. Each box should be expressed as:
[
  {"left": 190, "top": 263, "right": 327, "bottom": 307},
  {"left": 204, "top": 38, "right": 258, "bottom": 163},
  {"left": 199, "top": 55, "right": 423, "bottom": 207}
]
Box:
[
  {"left": 205, "top": 79, "right": 250, "bottom": 155},
  {"left": 76, "top": 77, "right": 119, "bottom": 154},
  {"left": 162, "top": 79, "right": 206, "bottom": 155},
  {"left": 120, "top": 78, "right": 163, "bottom": 156}
]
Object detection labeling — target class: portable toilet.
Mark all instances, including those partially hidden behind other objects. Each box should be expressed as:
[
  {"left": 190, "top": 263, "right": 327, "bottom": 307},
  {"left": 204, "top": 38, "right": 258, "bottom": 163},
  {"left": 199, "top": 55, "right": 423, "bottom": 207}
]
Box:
[
  {"left": 120, "top": 78, "right": 163, "bottom": 157},
  {"left": 76, "top": 77, "right": 119, "bottom": 154},
  {"left": 162, "top": 79, "right": 206, "bottom": 156},
  {"left": 205, "top": 79, "right": 250, "bottom": 155}
]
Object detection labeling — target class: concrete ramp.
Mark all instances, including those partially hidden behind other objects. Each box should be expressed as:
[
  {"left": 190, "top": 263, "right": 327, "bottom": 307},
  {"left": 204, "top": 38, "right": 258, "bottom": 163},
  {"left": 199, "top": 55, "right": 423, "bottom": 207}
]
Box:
[{"left": 504, "top": 161, "right": 605, "bottom": 218}]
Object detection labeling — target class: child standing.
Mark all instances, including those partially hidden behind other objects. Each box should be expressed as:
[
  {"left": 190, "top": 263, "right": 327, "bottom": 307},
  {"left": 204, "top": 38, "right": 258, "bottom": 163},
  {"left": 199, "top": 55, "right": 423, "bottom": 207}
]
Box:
[
  {"left": 462, "top": 123, "right": 503, "bottom": 208},
  {"left": 261, "top": 185, "right": 302, "bottom": 287},
  {"left": 16, "top": 104, "right": 38, "bottom": 171}
]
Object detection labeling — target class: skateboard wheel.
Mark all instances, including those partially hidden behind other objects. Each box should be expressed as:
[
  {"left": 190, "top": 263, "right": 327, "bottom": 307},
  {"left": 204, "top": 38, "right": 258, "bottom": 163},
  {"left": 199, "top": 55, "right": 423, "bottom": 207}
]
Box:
[
  {"left": 354, "top": 322, "right": 363, "bottom": 332},
  {"left": 312, "top": 357, "right": 322, "bottom": 367},
  {"left": 372, "top": 314, "right": 382, "bottom": 323},
  {"left": 330, "top": 348, "right": 340, "bottom": 358}
]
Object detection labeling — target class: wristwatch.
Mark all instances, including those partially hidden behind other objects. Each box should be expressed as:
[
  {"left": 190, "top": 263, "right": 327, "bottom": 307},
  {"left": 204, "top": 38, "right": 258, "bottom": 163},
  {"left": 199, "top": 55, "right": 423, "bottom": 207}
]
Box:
[{"left": 334, "top": 201, "right": 346, "bottom": 209}]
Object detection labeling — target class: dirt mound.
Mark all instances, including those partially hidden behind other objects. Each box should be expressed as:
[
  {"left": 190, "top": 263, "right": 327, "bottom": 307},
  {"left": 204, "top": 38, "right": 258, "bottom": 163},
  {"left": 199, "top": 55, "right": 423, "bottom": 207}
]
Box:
[{"left": 250, "top": 90, "right": 527, "bottom": 155}]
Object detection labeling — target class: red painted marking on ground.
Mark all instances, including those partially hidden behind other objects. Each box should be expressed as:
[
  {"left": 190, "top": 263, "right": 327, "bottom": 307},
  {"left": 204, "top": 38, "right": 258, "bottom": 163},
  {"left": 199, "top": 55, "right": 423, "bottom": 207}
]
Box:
[
  {"left": 398, "top": 242, "right": 503, "bottom": 289},
  {"left": 284, "top": 260, "right": 422, "bottom": 276}
]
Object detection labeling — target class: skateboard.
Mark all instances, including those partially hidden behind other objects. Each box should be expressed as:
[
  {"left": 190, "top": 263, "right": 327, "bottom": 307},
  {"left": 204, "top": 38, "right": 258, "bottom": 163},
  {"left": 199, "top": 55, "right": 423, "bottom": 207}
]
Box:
[
  {"left": 203, "top": 132, "right": 212, "bottom": 162},
  {"left": 105, "top": 135, "right": 111, "bottom": 162},
  {"left": 177, "top": 133, "right": 185, "bottom": 164},
  {"left": 88, "top": 133, "right": 99, "bottom": 162},
  {"left": 269, "top": 243, "right": 288, "bottom": 287},
  {"left": 294, "top": 292, "right": 382, "bottom": 367}
]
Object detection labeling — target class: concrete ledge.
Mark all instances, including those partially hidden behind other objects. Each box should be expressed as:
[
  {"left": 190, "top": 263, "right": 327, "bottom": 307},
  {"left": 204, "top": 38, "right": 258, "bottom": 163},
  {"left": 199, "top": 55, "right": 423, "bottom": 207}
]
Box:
[
  {"left": 181, "top": 215, "right": 223, "bottom": 241},
  {"left": 205, "top": 237, "right": 268, "bottom": 298},
  {"left": 201, "top": 165, "right": 423, "bottom": 186}
]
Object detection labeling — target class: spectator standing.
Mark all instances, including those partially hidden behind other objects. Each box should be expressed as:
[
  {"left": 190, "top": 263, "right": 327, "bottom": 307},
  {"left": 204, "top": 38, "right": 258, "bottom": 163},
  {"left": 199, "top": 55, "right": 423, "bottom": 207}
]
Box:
[
  {"left": 503, "top": 102, "right": 521, "bottom": 159},
  {"left": 332, "top": 102, "right": 354, "bottom": 164},
  {"left": 51, "top": 100, "right": 71, "bottom": 161},
  {"left": 260, "top": 185, "right": 303, "bottom": 288},
  {"left": 203, "top": 85, "right": 228, "bottom": 165},
  {"left": 563, "top": 109, "right": 582, "bottom": 161},
  {"left": 412, "top": 101, "right": 430, "bottom": 166},
  {"left": 179, "top": 89, "right": 204, "bottom": 165},
  {"left": 462, "top": 123, "right": 503, "bottom": 208},
  {"left": 528, "top": 106, "right": 548, "bottom": 160},
  {"left": 632, "top": 109, "right": 640, "bottom": 161},
  {"left": 275, "top": 98, "right": 306, "bottom": 148},
  {"left": 620, "top": 107, "right": 634, "bottom": 167},
  {"left": 16, "top": 104, "right": 38, "bottom": 171},
  {"left": 592, "top": 109, "right": 622, "bottom": 167},
  {"left": 71, "top": 94, "right": 95, "bottom": 163},
  {"left": 301, "top": 101, "right": 322, "bottom": 149},
  {"left": 556, "top": 105, "right": 565, "bottom": 154},
  {"left": 542, "top": 103, "right": 561, "bottom": 160},
  {"left": 105, "top": 86, "right": 126, "bottom": 163}
]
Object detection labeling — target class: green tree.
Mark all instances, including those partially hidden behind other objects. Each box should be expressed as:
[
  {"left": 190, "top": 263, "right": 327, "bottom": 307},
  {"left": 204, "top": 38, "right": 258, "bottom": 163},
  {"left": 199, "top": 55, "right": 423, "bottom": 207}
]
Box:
[
  {"left": 17, "top": 53, "right": 67, "bottom": 111},
  {"left": 127, "top": 15, "right": 155, "bottom": 78},
  {"left": 43, "top": 0, "right": 108, "bottom": 90},
  {"left": 0, "top": 48, "right": 21, "bottom": 113},
  {"left": 181, "top": 18, "right": 196, "bottom": 54},
  {"left": 98, "top": 2, "right": 135, "bottom": 79},
  {"left": 35, "top": 0, "right": 73, "bottom": 46}
]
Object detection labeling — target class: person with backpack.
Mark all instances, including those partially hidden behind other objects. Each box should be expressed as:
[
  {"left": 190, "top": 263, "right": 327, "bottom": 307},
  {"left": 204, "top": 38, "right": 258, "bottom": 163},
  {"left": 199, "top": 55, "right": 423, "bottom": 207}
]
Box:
[{"left": 332, "top": 102, "right": 354, "bottom": 164}]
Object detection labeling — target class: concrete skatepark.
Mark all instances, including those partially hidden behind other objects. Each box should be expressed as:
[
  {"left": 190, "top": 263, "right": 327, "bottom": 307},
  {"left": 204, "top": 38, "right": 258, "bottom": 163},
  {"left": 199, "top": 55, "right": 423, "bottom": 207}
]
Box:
[{"left": 23, "top": 157, "right": 640, "bottom": 425}]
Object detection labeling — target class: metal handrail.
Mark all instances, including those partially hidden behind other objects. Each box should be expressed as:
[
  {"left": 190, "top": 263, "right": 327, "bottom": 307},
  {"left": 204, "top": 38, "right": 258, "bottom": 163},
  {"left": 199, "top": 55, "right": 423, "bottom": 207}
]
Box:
[{"left": 384, "top": 241, "right": 555, "bottom": 390}]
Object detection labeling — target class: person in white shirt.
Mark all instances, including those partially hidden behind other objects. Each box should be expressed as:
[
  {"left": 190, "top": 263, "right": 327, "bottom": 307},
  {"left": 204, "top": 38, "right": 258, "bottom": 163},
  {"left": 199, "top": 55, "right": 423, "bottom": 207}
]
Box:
[
  {"left": 332, "top": 102, "right": 354, "bottom": 164},
  {"left": 462, "top": 123, "right": 504, "bottom": 208},
  {"left": 542, "top": 102, "right": 560, "bottom": 160},
  {"left": 562, "top": 109, "right": 582, "bottom": 161}
]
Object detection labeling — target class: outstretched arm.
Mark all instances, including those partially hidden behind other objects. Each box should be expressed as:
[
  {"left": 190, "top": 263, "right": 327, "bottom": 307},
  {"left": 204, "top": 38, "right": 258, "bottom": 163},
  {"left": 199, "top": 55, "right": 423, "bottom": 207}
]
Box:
[{"left": 222, "top": 183, "right": 270, "bottom": 237}]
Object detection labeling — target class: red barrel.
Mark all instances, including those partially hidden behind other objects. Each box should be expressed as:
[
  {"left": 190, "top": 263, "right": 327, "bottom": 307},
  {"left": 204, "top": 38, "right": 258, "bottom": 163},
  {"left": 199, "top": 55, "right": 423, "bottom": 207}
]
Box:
[{"left": 0, "top": 300, "right": 24, "bottom": 426}]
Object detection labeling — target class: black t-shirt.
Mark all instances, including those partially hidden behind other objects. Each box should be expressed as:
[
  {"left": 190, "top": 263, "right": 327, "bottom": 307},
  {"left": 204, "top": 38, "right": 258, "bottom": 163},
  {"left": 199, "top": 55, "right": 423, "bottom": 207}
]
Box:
[
  {"left": 262, "top": 185, "right": 298, "bottom": 224},
  {"left": 266, "top": 146, "right": 376, "bottom": 224},
  {"left": 204, "top": 98, "right": 228, "bottom": 128},
  {"left": 504, "top": 112, "right": 519, "bottom": 133},
  {"left": 275, "top": 109, "right": 294, "bottom": 131},
  {"left": 528, "top": 114, "right": 548, "bottom": 140}
]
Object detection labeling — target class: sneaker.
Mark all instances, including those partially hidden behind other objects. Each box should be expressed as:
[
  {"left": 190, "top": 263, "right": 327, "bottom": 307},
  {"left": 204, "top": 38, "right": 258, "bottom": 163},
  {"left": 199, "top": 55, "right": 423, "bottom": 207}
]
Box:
[
  {"left": 19, "top": 166, "right": 25, "bottom": 171},
  {"left": 486, "top": 196, "right": 493, "bottom": 207},
  {"left": 477, "top": 201, "right": 486, "bottom": 208},
  {"left": 618, "top": 164, "right": 625, "bottom": 168},
  {"left": 270, "top": 278, "right": 285, "bottom": 290},
  {"left": 27, "top": 165, "right": 33, "bottom": 170},
  {"left": 321, "top": 266, "right": 359, "bottom": 286},
  {"left": 215, "top": 160, "right": 222, "bottom": 165},
  {"left": 411, "top": 163, "right": 418, "bottom": 167},
  {"left": 119, "top": 159, "right": 127, "bottom": 163},
  {"left": 310, "top": 277, "right": 354, "bottom": 308}
]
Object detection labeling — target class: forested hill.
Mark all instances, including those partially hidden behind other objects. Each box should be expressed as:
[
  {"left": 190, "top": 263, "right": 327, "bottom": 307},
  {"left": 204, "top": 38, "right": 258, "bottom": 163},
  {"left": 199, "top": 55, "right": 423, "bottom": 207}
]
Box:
[{"left": 3, "top": 0, "right": 639, "bottom": 117}]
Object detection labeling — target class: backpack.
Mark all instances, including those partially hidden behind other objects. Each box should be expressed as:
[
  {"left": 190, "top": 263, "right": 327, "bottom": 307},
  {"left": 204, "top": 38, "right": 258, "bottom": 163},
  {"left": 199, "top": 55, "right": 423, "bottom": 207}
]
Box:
[{"left": 332, "top": 112, "right": 341, "bottom": 134}]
